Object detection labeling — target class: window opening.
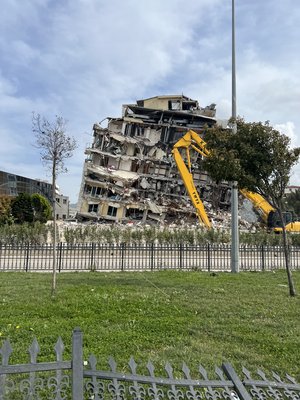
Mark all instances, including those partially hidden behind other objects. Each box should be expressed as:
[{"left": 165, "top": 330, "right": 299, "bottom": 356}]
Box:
[
  {"left": 107, "top": 206, "right": 117, "bottom": 217},
  {"left": 88, "top": 204, "right": 99, "bottom": 213}
]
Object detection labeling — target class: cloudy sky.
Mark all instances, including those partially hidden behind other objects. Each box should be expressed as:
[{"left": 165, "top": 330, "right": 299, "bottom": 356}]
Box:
[{"left": 1, "top": 0, "right": 300, "bottom": 202}]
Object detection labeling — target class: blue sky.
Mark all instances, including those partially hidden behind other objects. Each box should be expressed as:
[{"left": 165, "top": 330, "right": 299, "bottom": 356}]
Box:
[{"left": 1, "top": 0, "right": 300, "bottom": 203}]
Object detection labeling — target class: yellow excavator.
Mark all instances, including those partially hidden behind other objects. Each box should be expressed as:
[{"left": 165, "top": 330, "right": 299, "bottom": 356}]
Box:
[{"left": 172, "top": 130, "right": 300, "bottom": 232}]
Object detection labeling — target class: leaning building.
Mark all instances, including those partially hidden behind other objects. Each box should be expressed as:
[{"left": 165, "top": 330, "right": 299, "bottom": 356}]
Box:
[{"left": 77, "top": 95, "right": 231, "bottom": 224}]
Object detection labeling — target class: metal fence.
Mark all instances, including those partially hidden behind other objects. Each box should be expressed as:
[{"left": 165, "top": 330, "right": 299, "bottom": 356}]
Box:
[
  {"left": 1, "top": 328, "right": 299, "bottom": 399},
  {"left": 0, "top": 243, "right": 300, "bottom": 272}
]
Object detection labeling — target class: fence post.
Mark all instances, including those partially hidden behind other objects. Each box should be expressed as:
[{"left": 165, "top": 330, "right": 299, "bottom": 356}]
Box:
[
  {"left": 207, "top": 244, "right": 211, "bottom": 272},
  {"left": 222, "top": 362, "right": 252, "bottom": 400},
  {"left": 261, "top": 245, "right": 265, "bottom": 271},
  {"left": 90, "top": 242, "right": 95, "bottom": 271},
  {"left": 25, "top": 242, "right": 30, "bottom": 272},
  {"left": 179, "top": 243, "right": 183, "bottom": 269},
  {"left": 121, "top": 243, "right": 125, "bottom": 271},
  {"left": 72, "top": 327, "right": 84, "bottom": 399},
  {"left": 151, "top": 243, "right": 154, "bottom": 271},
  {"left": 58, "top": 242, "right": 63, "bottom": 272}
]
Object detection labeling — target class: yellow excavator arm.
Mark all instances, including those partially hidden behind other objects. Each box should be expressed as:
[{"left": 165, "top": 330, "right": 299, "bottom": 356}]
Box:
[
  {"left": 172, "top": 130, "right": 211, "bottom": 228},
  {"left": 239, "top": 189, "right": 275, "bottom": 223},
  {"left": 172, "top": 129, "right": 280, "bottom": 230}
]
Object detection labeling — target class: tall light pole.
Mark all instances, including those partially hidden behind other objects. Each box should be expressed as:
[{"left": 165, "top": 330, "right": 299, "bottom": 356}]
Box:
[{"left": 231, "top": 0, "right": 239, "bottom": 273}]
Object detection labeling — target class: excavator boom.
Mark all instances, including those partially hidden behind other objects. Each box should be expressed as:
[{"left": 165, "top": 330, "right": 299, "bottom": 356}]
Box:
[
  {"left": 239, "top": 189, "right": 275, "bottom": 223},
  {"left": 172, "top": 147, "right": 211, "bottom": 228},
  {"left": 172, "top": 131, "right": 211, "bottom": 228}
]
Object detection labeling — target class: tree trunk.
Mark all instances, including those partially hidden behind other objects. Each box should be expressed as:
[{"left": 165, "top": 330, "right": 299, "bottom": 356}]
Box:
[
  {"left": 211, "top": 183, "right": 219, "bottom": 210},
  {"left": 278, "top": 208, "right": 296, "bottom": 296},
  {"left": 52, "top": 163, "right": 57, "bottom": 296}
]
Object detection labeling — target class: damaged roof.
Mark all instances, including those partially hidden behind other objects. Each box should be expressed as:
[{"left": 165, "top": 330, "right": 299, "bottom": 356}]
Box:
[{"left": 126, "top": 104, "right": 216, "bottom": 123}]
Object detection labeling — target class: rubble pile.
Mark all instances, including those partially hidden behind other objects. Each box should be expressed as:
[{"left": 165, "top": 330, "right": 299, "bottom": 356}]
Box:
[{"left": 54, "top": 209, "right": 259, "bottom": 244}]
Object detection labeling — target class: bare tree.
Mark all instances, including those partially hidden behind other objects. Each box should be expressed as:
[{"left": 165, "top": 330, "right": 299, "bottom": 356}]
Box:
[{"left": 33, "top": 113, "right": 78, "bottom": 295}]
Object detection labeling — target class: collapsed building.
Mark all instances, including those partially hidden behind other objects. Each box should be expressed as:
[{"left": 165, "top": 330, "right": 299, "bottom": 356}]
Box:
[{"left": 77, "top": 95, "right": 231, "bottom": 224}]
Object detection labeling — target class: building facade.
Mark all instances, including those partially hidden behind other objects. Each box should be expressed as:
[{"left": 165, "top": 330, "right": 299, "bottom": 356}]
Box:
[
  {"left": 55, "top": 194, "right": 70, "bottom": 220},
  {"left": 77, "top": 95, "right": 231, "bottom": 224},
  {"left": 0, "top": 170, "right": 52, "bottom": 201},
  {"left": 0, "top": 170, "right": 69, "bottom": 220}
]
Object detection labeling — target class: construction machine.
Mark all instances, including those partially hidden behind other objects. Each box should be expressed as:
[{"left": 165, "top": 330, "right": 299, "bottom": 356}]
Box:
[
  {"left": 172, "top": 130, "right": 300, "bottom": 232},
  {"left": 239, "top": 190, "right": 300, "bottom": 232}
]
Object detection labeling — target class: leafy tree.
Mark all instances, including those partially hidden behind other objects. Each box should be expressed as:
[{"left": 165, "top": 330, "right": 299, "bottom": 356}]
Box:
[
  {"left": 285, "top": 189, "right": 300, "bottom": 218},
  {"left": 0, "top": 195, "right": 14, "bottom": 225},
  {"left": 32, "top": 193, "right": 52, "bottom": 223},
  {"left": 11, "top": 193, "right": 34, "bottom": 223},
  {"left": 32, "top": 113, "right": 77, "bottom": 295},
  {"left": 203, "top": 118, "right": 300, "bottom": 296},
  {"left": 9, "top": 193, "right": 51, "bottom": 224}
]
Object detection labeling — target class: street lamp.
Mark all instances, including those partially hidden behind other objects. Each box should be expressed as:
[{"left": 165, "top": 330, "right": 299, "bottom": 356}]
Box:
[{"left": 231, "top": 0, "right": 239, "bottom": 273}]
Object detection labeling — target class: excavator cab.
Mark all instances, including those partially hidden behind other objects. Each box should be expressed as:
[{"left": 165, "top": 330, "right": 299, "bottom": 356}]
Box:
[
  {"left": 270, "top": 210, "right": 300, "bottom": 233},
  {"left": 267, "top": 210, "right": 293, "bottom": 229}
]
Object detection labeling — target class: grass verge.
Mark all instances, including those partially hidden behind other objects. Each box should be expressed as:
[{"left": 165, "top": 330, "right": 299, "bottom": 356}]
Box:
[{"left": 0, "top": 270, "right": 299, "bottom": 377}]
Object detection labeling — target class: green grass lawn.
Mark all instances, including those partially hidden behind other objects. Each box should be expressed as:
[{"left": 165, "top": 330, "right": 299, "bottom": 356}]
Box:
[{"left": 0, "top": 270, "right": 299, "bottom": 378}]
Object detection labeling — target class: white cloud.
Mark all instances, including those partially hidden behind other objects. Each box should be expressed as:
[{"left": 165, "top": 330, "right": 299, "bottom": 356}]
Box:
[
  {"left": 273, "top": 121, "right": 300, "bottom": 187},
  {"left": 0, "top": 0, "right": 300, "bottom": 201},
  {"left": 274, "top": 122, "right": 298, "bottom": 147}
]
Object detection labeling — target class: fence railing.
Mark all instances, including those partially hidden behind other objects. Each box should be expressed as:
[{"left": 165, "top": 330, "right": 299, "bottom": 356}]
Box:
[
  {"left": 0, "top": 243, "right": 299, "bottom": 272},
  {"left": 1, "top": 328, "right": 299, "bottom": 399}
]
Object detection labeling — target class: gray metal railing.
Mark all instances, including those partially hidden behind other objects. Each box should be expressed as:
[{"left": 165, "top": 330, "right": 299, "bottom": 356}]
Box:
[
  {"left": 0, "top": 243, "right": 299, "bottom": 272},
  {"left": 1, "top": 328, "right": 299, "bottom": 399}
]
